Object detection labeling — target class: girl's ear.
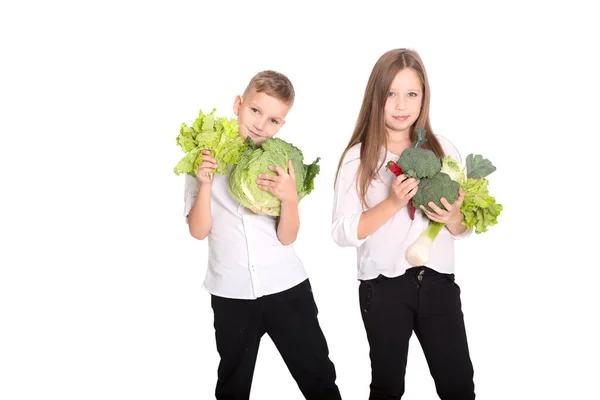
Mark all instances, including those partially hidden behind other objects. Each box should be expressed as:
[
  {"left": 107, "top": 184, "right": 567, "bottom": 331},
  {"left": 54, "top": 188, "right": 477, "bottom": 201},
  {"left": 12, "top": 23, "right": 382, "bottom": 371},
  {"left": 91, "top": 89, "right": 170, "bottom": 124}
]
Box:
[{"left": 233, "top": 95, "right": 243, "bottom": 116}]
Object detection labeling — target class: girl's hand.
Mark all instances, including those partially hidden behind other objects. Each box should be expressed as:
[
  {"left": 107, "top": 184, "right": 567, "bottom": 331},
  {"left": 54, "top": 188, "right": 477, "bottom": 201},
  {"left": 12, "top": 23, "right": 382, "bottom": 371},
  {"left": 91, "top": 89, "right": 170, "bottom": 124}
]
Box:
[
  {"left": 389, "top": 174, "right": 420, "bottom": 210},
  {"left": 196, "top": 149, "right": 217, "bottom": 185},
  {"left": 420, "top": 187, "right": 466, "bottom": 224},
  {"left": 256, "top": 160, "right": 298, "bottom": 204}
]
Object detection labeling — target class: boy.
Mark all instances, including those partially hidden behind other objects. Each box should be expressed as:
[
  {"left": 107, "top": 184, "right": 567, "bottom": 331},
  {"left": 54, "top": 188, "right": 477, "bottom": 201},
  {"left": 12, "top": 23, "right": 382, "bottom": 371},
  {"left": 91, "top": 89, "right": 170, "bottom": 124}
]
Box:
[{"left": 184, "top": 70, "right": 341, "bottom": 400}]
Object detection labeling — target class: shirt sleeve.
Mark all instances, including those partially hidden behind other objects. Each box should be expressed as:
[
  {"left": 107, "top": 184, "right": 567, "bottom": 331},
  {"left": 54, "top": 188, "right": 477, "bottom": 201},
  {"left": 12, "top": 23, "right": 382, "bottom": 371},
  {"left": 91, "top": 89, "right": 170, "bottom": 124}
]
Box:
[
  {"left": 183, "top": 174, "right": 200, "bottom": 224},
  {"left": 437, "top": 135, "right": 473, "bottom": 240},
  {"left": 331, "top": 152, "right": 369, "bottom": 248}
]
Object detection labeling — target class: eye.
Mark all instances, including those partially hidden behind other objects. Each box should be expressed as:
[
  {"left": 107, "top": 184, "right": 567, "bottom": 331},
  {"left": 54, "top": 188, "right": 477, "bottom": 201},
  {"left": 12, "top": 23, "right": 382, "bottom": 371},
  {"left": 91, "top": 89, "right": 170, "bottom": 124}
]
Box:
[
  {"left": 408, "top": 92, "right": 419, "bottom": 97},
  {"left": 270, "top": 119, "right": 280, "bottom": 124},
  {"left": 388, "top": 91, "right": 395, "bottom": 97},
  {"left": 251, "top": 107, "right": 259, "bottom": 113}
]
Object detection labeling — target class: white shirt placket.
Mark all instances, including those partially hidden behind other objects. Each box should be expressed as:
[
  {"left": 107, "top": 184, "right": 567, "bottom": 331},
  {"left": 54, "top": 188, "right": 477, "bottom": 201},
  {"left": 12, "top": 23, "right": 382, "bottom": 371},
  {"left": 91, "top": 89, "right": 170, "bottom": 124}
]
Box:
[{"left": 239, "top": 206, "right": 262, "bottom": 298}]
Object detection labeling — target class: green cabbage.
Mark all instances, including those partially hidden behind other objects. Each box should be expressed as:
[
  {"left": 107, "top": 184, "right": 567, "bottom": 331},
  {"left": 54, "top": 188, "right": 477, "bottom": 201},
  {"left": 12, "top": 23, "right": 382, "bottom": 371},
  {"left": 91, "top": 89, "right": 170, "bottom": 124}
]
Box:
[
  {"left": 228, "top": 138, "right": 320, "bottom": 216},
  {"left": 174, "top": 108, "right": 248, "bottom": 176}
]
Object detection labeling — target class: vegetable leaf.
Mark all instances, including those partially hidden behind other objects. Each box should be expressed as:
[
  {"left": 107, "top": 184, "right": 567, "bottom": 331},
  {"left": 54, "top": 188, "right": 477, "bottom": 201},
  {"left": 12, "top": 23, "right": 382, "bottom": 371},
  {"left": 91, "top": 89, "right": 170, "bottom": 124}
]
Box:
[
  {"left": 466, "top": 154, "right": 496, "bottom": 179},
  {"left": 174, "top": 109, "right": 247, "bottom": 176}
]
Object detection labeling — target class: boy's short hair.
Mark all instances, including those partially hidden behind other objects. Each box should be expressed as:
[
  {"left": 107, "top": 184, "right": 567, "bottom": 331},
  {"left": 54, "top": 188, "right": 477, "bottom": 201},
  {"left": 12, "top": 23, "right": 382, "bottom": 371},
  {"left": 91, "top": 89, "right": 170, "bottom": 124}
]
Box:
[{"left": 243, "top": 70, "right": 295, "bottom": 107}]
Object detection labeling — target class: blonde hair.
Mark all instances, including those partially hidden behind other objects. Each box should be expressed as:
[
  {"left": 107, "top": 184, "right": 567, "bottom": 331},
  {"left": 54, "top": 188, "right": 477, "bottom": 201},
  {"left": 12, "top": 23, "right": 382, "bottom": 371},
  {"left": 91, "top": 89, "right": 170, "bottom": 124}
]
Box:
[
  {"left": 243, "top": 70, "right": 295, "bottom": 106},
  {"left": 335, "top": 48, "right": 445, "bottom": 208}
]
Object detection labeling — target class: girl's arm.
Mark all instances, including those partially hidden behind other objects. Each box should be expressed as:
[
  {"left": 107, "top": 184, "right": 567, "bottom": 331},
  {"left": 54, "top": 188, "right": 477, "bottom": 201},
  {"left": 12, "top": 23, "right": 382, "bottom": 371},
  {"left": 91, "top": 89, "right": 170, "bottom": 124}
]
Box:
[
  {"left": 356, "top": 198, "right": 402, "bottom": 240},
  {"left": 332, "top": 152, "right": 418, "bottom": 247},
  {"left": 357, "top": 174, "right": 419, "bottom": 239}
]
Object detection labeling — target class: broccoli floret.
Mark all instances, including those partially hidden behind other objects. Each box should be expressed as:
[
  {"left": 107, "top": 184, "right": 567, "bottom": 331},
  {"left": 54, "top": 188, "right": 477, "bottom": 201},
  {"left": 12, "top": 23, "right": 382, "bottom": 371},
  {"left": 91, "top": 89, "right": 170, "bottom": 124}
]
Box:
[
  {"left": 397, "top": 147, "right": 441, "bottom": 179},
  {"left": 412, "top": 172, "right": 460, "bottom": 212}
]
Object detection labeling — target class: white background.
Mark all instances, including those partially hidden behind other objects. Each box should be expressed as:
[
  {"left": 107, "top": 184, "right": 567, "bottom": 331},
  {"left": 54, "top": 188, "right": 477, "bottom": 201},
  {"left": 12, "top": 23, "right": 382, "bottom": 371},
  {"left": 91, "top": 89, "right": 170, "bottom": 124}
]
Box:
[{"left": 1, "top": 1, "right": 598, "bottom": 399}]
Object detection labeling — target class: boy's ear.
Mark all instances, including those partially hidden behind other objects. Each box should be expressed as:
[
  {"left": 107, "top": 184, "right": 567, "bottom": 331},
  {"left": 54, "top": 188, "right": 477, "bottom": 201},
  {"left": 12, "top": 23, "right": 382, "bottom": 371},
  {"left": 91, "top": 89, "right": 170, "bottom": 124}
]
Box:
[{"left": 233, "top": 95, "right": 242, "bottom": 116}]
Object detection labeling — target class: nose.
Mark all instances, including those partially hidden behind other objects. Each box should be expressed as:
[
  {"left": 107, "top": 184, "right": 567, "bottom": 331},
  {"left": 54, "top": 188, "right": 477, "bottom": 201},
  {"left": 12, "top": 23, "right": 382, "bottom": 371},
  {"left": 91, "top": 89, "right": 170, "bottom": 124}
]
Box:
[
  {"left": 395, "top": 97, "right": 407, "bottom": 110},
  {"left": 254, "top": 117, "right": 267, "bottom": 132}
]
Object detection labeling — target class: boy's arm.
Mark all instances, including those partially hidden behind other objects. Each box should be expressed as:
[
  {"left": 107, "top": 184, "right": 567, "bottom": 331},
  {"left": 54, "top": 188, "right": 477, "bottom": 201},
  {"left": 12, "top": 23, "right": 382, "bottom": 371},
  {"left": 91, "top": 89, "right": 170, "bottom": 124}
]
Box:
[
  {"left": 276, "top": 199, "right": 300, "bottom": 245},
  {"left": 186, "top": 150, "right": 216, "bottom": 240},
  {"left": 187, "top": 183, "right": 212, "bottom": 240},
  {"left": 256, "top": 160, "right": 299, "bottom": 246}
]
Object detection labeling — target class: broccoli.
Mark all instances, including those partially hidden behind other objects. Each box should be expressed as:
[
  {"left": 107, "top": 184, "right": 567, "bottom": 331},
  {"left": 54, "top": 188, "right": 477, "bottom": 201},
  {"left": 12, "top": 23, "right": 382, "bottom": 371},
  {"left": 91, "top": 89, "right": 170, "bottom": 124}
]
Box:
[
  {"left": 412, "top": 172, "right": 460, "bottom": 212},
  {"left": 397, "top": 147, "right": 442, "bottom": 178}
]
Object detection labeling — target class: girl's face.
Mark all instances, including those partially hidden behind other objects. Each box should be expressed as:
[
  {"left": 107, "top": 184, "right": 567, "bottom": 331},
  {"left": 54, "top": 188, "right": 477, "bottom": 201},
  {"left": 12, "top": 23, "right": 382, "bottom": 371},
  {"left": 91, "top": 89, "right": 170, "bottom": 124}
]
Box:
[{"left": 384, "top": 68, "right": 423, "bottom": 137}]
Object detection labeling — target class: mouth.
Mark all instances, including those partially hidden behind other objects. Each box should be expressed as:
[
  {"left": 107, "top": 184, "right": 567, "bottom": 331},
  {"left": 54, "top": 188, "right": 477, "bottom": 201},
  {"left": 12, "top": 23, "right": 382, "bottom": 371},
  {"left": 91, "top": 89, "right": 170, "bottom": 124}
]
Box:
[
  {"left": 247, "top": 128, "right": 263, "bottom": 138},
  {"left": 393, "top": 115, "right": 409, "bottom": 121}
]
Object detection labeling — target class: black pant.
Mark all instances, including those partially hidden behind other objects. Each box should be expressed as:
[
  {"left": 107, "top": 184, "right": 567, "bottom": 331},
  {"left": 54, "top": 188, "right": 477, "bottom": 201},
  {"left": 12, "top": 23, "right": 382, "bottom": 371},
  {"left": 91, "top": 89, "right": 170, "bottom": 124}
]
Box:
[
  {"left": 359, "top": 267, "right": 475, "bottom": 400},
  {"left": 210, "top": 279, "right": 341, "bottom": 400}
]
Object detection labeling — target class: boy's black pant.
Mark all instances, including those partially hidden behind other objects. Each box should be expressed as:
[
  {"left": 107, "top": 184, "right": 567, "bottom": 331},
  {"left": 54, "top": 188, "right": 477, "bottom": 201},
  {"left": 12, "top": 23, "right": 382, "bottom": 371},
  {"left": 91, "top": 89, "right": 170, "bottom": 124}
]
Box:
[
  {"left": 359, "top": 267, "right": 475, "bottom": 400},
  {"left": 210, "top": 279, "right": 341, "bottom": 400}
]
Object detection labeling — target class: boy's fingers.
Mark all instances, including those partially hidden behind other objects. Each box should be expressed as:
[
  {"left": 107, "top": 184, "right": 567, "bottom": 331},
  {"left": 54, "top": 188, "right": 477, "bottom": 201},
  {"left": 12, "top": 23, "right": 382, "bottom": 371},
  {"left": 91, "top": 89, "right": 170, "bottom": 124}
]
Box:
[
  {"left": 258, "top": 174, "right": 278, "bottom": 182},
  {"left": 258, "top": 184, "right": 274, "bottom": 193},
  {"left": 269, "top": 165, "right": 287, "bottom": 176}
]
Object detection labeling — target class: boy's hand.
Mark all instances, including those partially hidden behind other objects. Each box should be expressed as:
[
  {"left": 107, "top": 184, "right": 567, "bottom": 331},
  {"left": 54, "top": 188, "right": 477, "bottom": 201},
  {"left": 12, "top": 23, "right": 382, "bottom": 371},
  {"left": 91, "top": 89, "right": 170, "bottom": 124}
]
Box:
[
  {"left": 257, "top": 160, "right": 298, "bottom": 204},
  {"left": 196, "top": 149, "right": 217, "bottom": 185}
]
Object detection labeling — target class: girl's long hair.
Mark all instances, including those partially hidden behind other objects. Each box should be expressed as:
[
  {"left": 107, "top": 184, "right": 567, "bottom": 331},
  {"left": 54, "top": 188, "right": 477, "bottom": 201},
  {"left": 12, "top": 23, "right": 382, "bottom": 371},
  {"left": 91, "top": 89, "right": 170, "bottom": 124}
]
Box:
[{"left": 334, "top": 48, "right": 445, "bottom": 208}]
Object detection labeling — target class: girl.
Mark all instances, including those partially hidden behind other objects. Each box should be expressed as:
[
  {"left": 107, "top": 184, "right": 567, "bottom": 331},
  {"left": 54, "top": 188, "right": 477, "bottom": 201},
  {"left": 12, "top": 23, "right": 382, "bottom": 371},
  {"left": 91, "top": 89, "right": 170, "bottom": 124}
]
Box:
[{"left": 332, "top": 49, "right": 475, "bottom": 399}]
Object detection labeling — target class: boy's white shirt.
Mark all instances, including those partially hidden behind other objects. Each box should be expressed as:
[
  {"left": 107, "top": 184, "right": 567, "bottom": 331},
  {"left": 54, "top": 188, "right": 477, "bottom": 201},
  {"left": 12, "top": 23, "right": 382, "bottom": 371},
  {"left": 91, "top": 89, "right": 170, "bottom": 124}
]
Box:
[
  {"left": 184, "top": 165, "right": 308, "bottom": 300},
  {"left": 331, "top": 134, "right": 472, "bottom": 280}
]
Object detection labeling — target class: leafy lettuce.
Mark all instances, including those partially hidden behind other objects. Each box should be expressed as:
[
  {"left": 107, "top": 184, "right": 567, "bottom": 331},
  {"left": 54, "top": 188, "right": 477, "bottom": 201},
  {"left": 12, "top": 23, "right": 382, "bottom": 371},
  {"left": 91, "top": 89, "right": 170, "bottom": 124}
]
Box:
[
  {"left": 441, "top": 154, "right": 502, "bottom": 234},
  {"left": 174, "top": 109, "right": 247, "bottom": 176}
]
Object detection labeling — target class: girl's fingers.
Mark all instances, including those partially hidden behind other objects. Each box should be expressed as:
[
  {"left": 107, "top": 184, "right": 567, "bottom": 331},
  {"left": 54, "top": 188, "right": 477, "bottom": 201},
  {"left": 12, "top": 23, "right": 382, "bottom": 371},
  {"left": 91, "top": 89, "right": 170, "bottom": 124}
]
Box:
[
  {"left": 420, "top": 206, "right": 439, "bottom": 220},
  {"left": 440, "top": 197, "right": 452, "bottom": 210},
  {"left": 395, "top": 175, "right": 409, "bottom": 185},
  {"left": 401, "top": 182, "right": 419, "bottom": 198},
  {"left": 427, "top": 201, "right": 446, "bottom": 215},
  {"left": 408, "top": 186, "right": 418, "bottom": 198}
]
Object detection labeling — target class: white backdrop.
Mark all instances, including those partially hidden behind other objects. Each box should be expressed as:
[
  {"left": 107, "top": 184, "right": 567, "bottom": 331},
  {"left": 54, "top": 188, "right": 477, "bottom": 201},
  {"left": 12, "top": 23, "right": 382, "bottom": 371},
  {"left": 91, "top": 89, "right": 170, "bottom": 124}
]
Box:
[{"left": 1, "top": 1, "right": 598, "bottom": 399}]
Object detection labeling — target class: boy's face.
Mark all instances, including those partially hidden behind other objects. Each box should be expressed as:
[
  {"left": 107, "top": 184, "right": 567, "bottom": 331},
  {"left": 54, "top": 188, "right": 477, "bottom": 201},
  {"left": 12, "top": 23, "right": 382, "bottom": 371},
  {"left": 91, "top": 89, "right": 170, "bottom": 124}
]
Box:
[{"left": 233, "top": 89, "right": 289, "bottom": 145}]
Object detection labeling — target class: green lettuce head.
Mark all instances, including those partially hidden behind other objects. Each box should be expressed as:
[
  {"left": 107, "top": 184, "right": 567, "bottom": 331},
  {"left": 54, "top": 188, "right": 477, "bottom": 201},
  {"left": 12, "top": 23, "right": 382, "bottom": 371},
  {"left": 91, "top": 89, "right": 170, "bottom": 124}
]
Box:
[
  {"left": 228, "top": 138, "right": 320, "bottom": 216},
  {"left": 440, "top": 155, "right": 467, "bottom": 186},
  {"left": 174, "top": 108, "right": 247, "bottom": 176}
]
